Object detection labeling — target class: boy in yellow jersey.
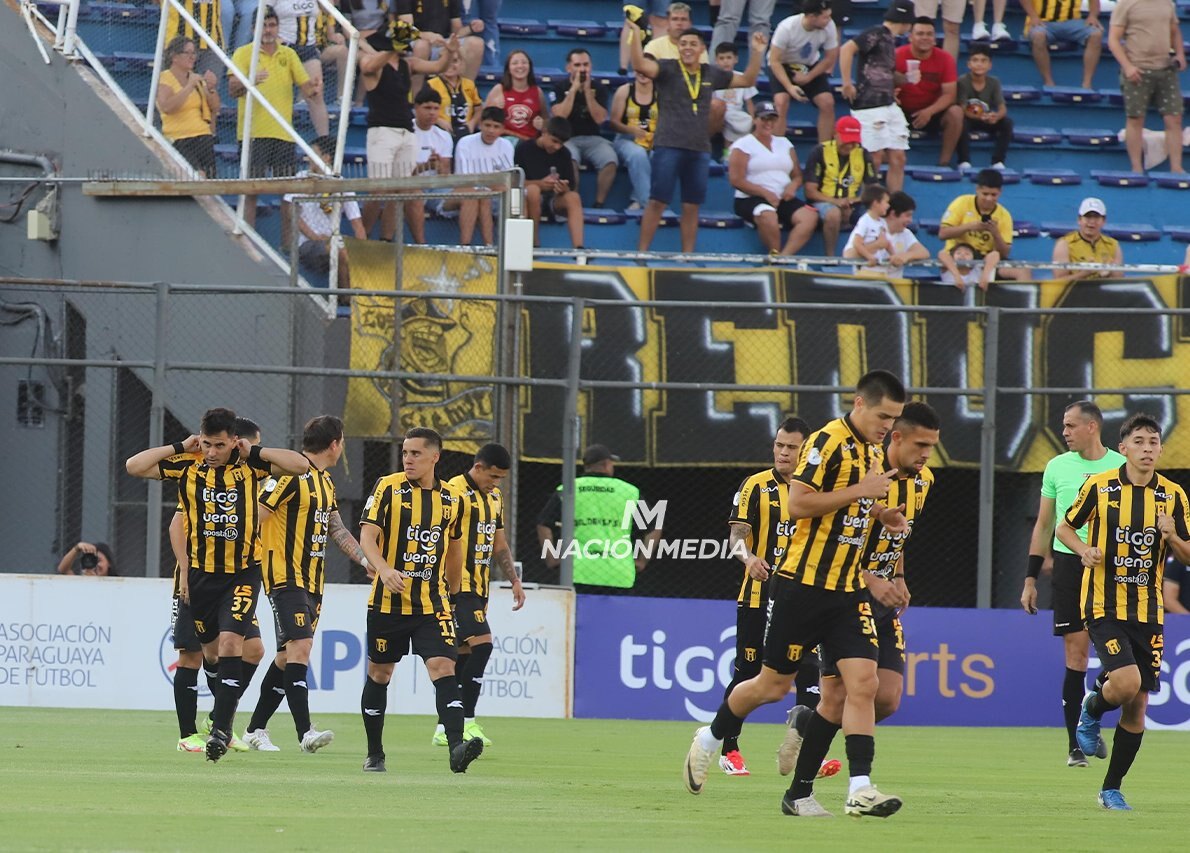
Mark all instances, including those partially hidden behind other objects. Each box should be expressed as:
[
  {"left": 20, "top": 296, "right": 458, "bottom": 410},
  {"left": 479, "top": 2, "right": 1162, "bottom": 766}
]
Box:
[
  {"left": 243, "top": 415, "right": 367, "bottom": 752},
  {"left": 127, "top": 407, "right": 309, "bottom": 762},
  {"left": 1059, "top": 413, "right": 1190, "bottom": 811},
  {"left": 358, "top": 427, "right": 481, "bottom": 774},
  {"left": 684, "top": 370, "right": 908, "bottom": 818}
]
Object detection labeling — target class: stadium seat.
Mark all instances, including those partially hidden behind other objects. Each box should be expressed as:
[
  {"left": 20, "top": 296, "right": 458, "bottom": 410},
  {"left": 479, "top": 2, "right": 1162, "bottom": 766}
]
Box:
[
  {"left": 1002, "top": 85, "right": 1043, "bottom": 102},
  {"left": 1025, "top": 168, "right": 1082, "bottom": 185},
  {"left": 907, "top": 166, "right": 963, "bottom": 182},
  {"left": 550, "top": 20, "right": 608, "bottom": 38},
  {"left": 1012, "top": 126, "right": 1062, "bottom": 145},
  {"left": 697, "top": 211, "right": 744, "bottom": 229},
  {"left": 965, "top": 167, "right": 1021, "bottom": 184},
  {"left": 1153, "top": 172, "right": 1190, "bottom": 190},
  {"left": 708, "top": 161, "right": 726, "bottom": 177},
  {"left": 477, "top": 67, "right": 502, "bottom": 85},
  {"left": 917, "top": 217, "right": 941, "bottom": 235},
  {"left": 962, "top": 37, "right": 1018, "bottom": 52},
  {"left": 1046, "top": 86, "right": 1101, "bottom": 104},
  {"left": 625, "top": 208, "right": 679, "bottom": 226},
  {"left": 1013, "top": 221, "right": 1041, "bottom": 238},
  {"left": 535, "top": 67, "right": 568, "bottom": 85},
  {"left": 583, "top": 208, "right": 626, "bottom": 225},
  {"left": 1103, "top": 223, "right": 1162, "bottom": 242},
  {"left": 88, "top": 2, "right": 151, "bottom": 19},
  {"left": 1040, "top": 221, "right": 1074, "bottom": 237},
  {"left": 498, "top": 18, "right": 549, "bottom": 35},
  {"left": 1090, "top": 170, "right": 1150, "bottom": 187},
  {"left": 1163, "top": 224, "right": 1190, "bottom": 241},
  {"left": 1100, "top": 88, "right": 1125, "bottom": 106},
  {"left": 1063, "top": 128, "right": 1118, "bottom": 147},
  {"left": 786, "top": 121, "right": 818, "bottom": 140}
]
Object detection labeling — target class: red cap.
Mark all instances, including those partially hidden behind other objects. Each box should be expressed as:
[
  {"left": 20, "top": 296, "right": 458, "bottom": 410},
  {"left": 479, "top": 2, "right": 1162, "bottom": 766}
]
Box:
[{"left": 836, "top": 116, "right": 862, "bottom": 144}]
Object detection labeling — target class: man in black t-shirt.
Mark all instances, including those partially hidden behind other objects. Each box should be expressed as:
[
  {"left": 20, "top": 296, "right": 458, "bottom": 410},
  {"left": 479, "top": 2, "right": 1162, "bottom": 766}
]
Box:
[
  {"left": 396, "top": 0, "right": 486, "bottom": 81},
  {"left": 551, "top": 49, "right": 618, "bottom": 209},
  {"left": 514, "top": 117, "right": 585, "bottom": 249}
]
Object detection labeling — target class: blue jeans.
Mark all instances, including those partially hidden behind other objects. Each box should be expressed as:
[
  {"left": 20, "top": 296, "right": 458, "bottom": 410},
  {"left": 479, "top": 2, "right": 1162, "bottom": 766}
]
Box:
[
  {"left": 464, "top": 0, "right": 503, "bottom": 68},
  {"left": 649, "top": 146, "right": 710, "bottom": 206},
  {"left": 613, "top": 136, "right": 652, "bottom": 207}
]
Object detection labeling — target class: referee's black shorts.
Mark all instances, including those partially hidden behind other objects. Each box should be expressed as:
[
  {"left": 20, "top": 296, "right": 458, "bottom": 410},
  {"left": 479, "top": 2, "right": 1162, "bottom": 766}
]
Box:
[{"left": 1051, "top": 552, "right": 1086, "bottom": 636}]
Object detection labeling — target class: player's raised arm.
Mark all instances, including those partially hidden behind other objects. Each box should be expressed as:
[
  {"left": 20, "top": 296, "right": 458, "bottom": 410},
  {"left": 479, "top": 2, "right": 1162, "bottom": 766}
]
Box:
[
  {"left": 127, "top": 434, "right": 199, "bottom": 478},
  {"left": 247, "top": 442, "right": 310, "bottom": 476}
]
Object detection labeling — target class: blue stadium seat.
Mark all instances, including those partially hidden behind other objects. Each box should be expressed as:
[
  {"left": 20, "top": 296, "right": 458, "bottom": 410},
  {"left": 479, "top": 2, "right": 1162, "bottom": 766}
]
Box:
[
  {"left": 907, "top": 166, "right": 963, "bottom": 182},
  {"left": 88, "top": 2, "right": 151, "bottom": 20},
  {"left": 1163, "top": 225, "right": 1190, "bottom": 241},
  {"left": 1040, "top": 221, "right": 1074, "bottom": 237},
  {"left": 1002, "top": 85, "right": 1043, "bottom": 102},
  {"left": 962, "top": 37, "right": 1018, "bottom": 52},
  {"left": 698, "top": 211, "right": 744, "bottom": 229},
  {"left": 1100, "top": 88, "right": 1125, "bottom": 106},
  {"left": 593, "top": 72, "right": 630, "bottom": 89},
  {"left": 535, "top": 67, "right": 568, "bottom": 85},
  {"left": 1063, "top": 128, "right": 1118, "bottom": 147},
  {"left": 550, "top": 20, "right": 608, "bottom": 38},
  {"left": 917, "top": 217, "right": 941, "bottom": 235},
  {"left": 1046, "top": 86, "right": 1101, "bottom": 104},
  {"left": 625, "top": 208, "right": 679, "bottom": 226},
  {"left": 965, "top": 167, "right": 1021, "bottom": 185},
  {"left": 477, "top": 67, "right": 502, "bottom": 85},
  {"left": 708, "top": 161, "right": 726, "bottom": 177},
  {"left": 1025, "top": 168, "right": 1082, "bottom": 185},
  {"left": 1013, "top": 222, "right": 1041, "bottom": 238},
  {"left": 1012, "top": 126, "right": 1062, "bottom": 145},
  {"left": 499, "top": 18, "right": 549, "bottom": 35},
  {"left": 214, "top": 144, "right": 237, "bottom": 162},
  {"left": 786, "top": 121, "right": 818, "bottom": 140},
  {"left": 1153, "top": 172, "right": 1190, "bottom": 190},
  {"left": 1091, "top": 170, "right": 1150, "bottom": 187},
  {"left": 343, "top": 148, "right": 367, "bottom": 164},
  {"left": 583, "top": 208, "right": 627, "bottom": 225},
  {"left": 1104, "top": 223, "right": 1162, "bottom": 241}
]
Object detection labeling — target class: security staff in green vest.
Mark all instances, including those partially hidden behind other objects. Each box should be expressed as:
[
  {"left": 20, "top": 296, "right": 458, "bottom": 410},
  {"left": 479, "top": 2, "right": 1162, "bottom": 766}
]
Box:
[{"left": 536, "top": 444, "right": 662, "bottom": 591}]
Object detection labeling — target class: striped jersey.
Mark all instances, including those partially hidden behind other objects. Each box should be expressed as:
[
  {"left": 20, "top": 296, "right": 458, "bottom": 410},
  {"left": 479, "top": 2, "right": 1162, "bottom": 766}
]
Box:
[
  {"left": 165, "top": 0, "right": 224, "bottom": 50},
  {"left": 260, "top": 462, "right": 339, "bottom": 594},
  {"left": 275, "top": 0, "right": 324, "bottom": 47},
  {"left": 447, "top": 472, "right": 504, "bottom": 599},
  {"left": 860, "top": 463, "right": 934, "bottom": 579},
  {"left": 728, "top": 468, "right": 792, "bottom": 608}
]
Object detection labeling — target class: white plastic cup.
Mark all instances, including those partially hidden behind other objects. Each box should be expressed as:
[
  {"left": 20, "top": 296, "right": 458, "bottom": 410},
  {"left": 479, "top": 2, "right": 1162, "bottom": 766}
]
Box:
[{"left": 906, "top": 59, "right": 921, "bottom": 84}]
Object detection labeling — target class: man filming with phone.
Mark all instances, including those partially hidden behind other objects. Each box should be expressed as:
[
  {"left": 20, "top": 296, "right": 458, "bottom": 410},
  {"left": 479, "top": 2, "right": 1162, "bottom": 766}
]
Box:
[{"left": 514, "top": 116, "right": 585, "bottom": 249}]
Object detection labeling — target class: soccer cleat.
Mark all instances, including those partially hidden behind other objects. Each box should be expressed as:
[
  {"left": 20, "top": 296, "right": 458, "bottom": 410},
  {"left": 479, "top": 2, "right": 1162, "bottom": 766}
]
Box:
[
  {"left": 818, "top": 758, "right": 842, "bottom": 779},
  {"left": 970, "top": 21, "right": 990, "bottom": 40},
  {"left": 1098, "top": 789, "right": 1132, "bottom": 811},
  {"left": 1095, "top": 736, "right": 1108, "bottom": 760},
  {"left": 1076, "top": 694, "right": 1102, "bottom": 757},
  {"left": 362, "top": 753, "right": 386, "bottom": 772},
  {"left": 844, "top": 785, "right": 903, "bottom": 818},
  {"left": 450, "top": 737, "right": 484, "bottom": 773},
  {"left": 431, "top": 728, "right": 449, "bottom": 747},
  {"left": 991, "top": 22, "right": 1011, "bottom": 41},
  {"left": 781, "top": 793, "right": 834, "bottom": 817},
  {"left": 683, "top": 727, "right": 717, "bottom": 794},
  {"left": 198, "top": 716, "right": 212, "bottom": 736},
  {"left": 777, "top": 705, "right": 811, "bottom": 776},
  {"left": 1067, "top": 748, "right": 1088, "bottom": 767},
  {"left": 300, "top": 727, "right": 335, "bottom": 754},
  {"left": 177, "top": 734, "right": 206, "bottom": 753},
  {"left": 244, "top": 729, "right": 280, "bottom": 752},
  {"left": 227, "top": 732, "right": 250, "bottom": 753},
  {"left": 464, "top": 720, "right": 493, "bottom": 747},
  {"left": 719, "top": 750, "right": 750, "bottom": 776},
  {"left": 205, "top": 728, "right": 230, "bottom": 763}
]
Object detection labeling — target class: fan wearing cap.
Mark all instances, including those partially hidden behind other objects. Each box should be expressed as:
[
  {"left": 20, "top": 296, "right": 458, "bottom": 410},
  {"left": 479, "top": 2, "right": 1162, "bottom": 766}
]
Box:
[
  {"left": 768, "top": 0, "right": 839, "bottom": 143},
  {"left": 838, "top": 0, "right": 915, "bottom": 193},
  {"left": 803, "top": 115, "right": 878, "bottom": 255},
  {"left": 1052, "top": 198, "right": 1122, "bottom": 280},
  {"left": 728, "top": 101, "right": 819, "bottom": 255}
]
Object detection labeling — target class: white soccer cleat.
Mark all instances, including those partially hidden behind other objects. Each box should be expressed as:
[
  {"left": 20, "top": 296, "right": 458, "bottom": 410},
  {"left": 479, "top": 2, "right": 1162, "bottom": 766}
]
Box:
[
  {"left": 683, "top": 727, "right": 717, "bottom": 794},
  {"left": 777, "top": 705, "right": 811, "bottom": 776},
  {"left": 243, "top": 728, "right": 281, "bottom": 752},
  {"left": 844, "top": 785, "right": 903, "bottom": 818},
  {"left": 300, "top": 727, "right": 335, "bottom": 754},
  {"left": 781, "top": 793, "right": 834, "bottom": 817}
]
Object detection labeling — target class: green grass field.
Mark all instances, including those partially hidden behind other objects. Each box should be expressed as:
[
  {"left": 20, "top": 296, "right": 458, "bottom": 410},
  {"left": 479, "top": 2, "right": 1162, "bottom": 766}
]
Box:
[{"left": 0, "top": 707, "right": 1183, "bottom": 852}]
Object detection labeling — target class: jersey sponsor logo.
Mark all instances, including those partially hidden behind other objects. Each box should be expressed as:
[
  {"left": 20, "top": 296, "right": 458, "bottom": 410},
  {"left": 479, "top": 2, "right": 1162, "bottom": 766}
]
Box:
[
  {"left": 1115, "top": 526, "right": 1158, "bottom": 554},
  {"left": 807, "top": 447, "right": 823, "bottom": 466},
  {"left": 264, "top": 478, "right": 278, "bottom": 492}
]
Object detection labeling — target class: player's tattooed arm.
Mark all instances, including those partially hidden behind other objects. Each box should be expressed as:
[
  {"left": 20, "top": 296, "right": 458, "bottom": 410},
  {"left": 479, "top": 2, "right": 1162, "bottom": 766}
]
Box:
[
  {"left": 494, "top": 547, "right": 518, "bottom": 583},
  {"left": 493, "top": 529, "right": 525, "bottom": 609},
  {"left": 328, "top": 511, "right": 367, "bottom": 567}
]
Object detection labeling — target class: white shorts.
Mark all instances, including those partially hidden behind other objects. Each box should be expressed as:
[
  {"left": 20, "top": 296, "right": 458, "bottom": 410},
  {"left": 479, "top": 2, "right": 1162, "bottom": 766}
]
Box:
[
  {"left": 852, "top": 104, "right": 910, "bottom": 152},
  {"left": 365, "top": 127, "right": 418, "bottom": 179},
  {"left": 914, "top": 0, "right": 966, "bottom": 23}
]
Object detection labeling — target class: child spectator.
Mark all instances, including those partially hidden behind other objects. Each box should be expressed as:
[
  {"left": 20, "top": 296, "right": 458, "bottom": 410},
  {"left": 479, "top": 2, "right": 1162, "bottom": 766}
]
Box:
[
  {"left": 939, "top": 241, "right": 996, "bottom": 290},
  {"left": 283, "top": 135, "right": 367, "bottom": 289},
  {"left": 845, "top": 188, "right": 929, "bottom": 276},
  {"left": 955, "top": 45, "right": 1013, "bottom": 170},
  {"left": 711, "top": 42, "right": 758, "bottom": 152},
  {"left": 427, "top": 53, "right": 482, "bottom": 141},
  {"left": 515, "top": 117, "right": 585, "bottom": 249},
  {"left": 842, "top": 182, "right": 891, "bottom": 263},
  {"left": 407, "top": 88, "right": 455, "bottom": 244},
  {"left": 484, "top": 49, "right": 551, "bottom": 141}
]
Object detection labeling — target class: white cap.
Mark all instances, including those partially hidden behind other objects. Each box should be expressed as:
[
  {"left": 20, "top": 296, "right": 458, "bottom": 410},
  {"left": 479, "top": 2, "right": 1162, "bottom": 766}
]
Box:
[{"left": 1078, "top": 197, "right": 1107, "bottom": 217}]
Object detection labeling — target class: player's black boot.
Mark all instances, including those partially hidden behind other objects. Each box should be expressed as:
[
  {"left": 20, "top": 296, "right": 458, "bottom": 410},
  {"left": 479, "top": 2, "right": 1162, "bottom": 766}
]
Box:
[
  {"left": 363, "top": 753, "right": 387, "bottom": 772},
  {"left": 205, "top": 728, "right": 230, "bottom": 763},
  {"left": 449, "top": 738, "right": 483, "bottom": 773}
]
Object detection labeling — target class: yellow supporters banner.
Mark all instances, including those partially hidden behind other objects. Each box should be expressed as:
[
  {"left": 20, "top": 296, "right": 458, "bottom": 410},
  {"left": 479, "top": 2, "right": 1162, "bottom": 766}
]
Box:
[{"left": 343, "top": 241, "right": 498, "bottom": 451}]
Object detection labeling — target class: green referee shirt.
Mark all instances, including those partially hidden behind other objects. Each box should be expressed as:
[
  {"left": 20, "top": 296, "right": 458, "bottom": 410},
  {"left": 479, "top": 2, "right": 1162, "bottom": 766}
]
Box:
[{"left": 1041, "top": 448, "right": 1126, "bottom": 553}]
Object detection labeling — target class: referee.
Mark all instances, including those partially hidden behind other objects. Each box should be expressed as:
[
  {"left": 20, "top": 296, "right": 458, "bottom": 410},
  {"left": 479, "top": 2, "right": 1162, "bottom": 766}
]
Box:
[{"left": 1020, "top": 401, "right": 1123, "bottom": 767}]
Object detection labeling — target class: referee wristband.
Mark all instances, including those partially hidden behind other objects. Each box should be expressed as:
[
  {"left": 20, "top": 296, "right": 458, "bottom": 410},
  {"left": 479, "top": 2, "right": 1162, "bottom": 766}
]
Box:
[
  {"left": 172, "top": 441, "right": 185, "bottom": 455},
  {"left": 1027, "top": 554, "right": 1044, "bottom": 579}
]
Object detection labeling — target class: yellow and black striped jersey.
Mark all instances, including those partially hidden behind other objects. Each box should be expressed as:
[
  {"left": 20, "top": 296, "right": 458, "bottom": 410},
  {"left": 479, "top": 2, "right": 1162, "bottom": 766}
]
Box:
[
  {"left": 361, "top": 473, "right": 462, "bottom": 616},
  {"left": 165, "top": 0, "right": 224, "bottom": 51},
  {"left": 1066, "top": 465, "right": 1190, "bottom": 625},
  {"left": 1033, "top": 0, "right": 1079, "bottom": 23},
  {"left": 776, "top": 416, "right": 883, "bottom": 592},
  {"left": 860, "top": 463, "right": 934, "bottom": 579},
  {"left": 728, "top": 468, "right": 792, "bottom": 608},
  {"left": 447, "top": 472, "right": 504, "bottom": 599},
  {"left": 260, "top": 462, "right": 339, "bottom": 595},
  {"left": 160, "top": 450, "right": 271, "bottom": 574},
  {"left": 275, "top": 0, "right": 321, "bottom": 47}
]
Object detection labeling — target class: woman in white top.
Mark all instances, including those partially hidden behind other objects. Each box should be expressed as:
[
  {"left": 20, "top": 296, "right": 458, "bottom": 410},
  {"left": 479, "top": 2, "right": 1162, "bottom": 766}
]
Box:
[{"left": 727, "top": 101, "right": 819, "bottom": 255}]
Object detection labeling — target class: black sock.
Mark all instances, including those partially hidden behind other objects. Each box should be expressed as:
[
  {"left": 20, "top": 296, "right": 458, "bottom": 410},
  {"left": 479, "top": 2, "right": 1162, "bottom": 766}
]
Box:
[
  {"left": 248, "top": 662, "right": 287, "bottom": 733},
  {"left": 361, "top": 676, "right": 388, "bottom": 757},
  {"left": 1103, "top": 727, "right": 1143, "bottom": 791},
  {"left": 1063, "top": 668, "right": 1086, "bottom": 750},
  {"left": 708, "top": 701, "right": 746, "bottom": 742},
  {"left": 203, "top": 660, "right": 219, "bottom": 698},
  {"left": 1094, "top": 670, "right": 1108, "bottom": 691},
  {"left": 173, "top": 666, "right": 199, "bottom": 738},
  {"left": 795, "top": 662, "right": 821, "bottom": 710},
  {"left": 845, "top": 733, "right": 875, "bottom": 778},
  {"left": 788, "top": 712, "right": 841, "bottom": 801},
  {"left": 434, "top": 675, "right": 465, "bottom": 748},
  {"left": 1087, "top": 691, "right": 1119, "bottom": 720},
  {"left": 285, "top": 663, "right": 312, "bottom": 738},
  {"left": 211, "top": 656, "right": 243, "bottom": 733},
  {"left": 461, "top": 643, "right": 492, "bottom": 718},
  {"left": 237, "top": 661, "right": 258, "bottom": 705}
]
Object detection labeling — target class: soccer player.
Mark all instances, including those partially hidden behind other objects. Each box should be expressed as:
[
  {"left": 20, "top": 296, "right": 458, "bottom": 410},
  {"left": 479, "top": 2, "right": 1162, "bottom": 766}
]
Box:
[
  {"left": 243, "top": 415, "right": 368, "bottom": 752},
  {"left": 430, "top": 443, "right": 526, "bottom": 748},
  {"left": 127, "top": 407, "right": 309, "bottom": 762},
  {"left": 780, "top": 402, "right": 939, "bottom": 772},
  {"left": 684, "top": 370, "right": 908, "bottom": 818},
  {"left": 358, "top": 427, "right": 483, "bottom": 774},
  {"left": 1059, "top": 413, "right": 1190, "bottom": 810},
  {"left": 718, "top": 417, "right": 809, "bottom": 777},
  {"left": 1020, "top": 401, "right": 1124, "bottom": 767}
]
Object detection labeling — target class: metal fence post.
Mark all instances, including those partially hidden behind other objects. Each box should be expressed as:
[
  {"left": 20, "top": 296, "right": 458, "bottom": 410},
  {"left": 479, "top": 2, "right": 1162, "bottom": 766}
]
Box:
[
  {"left": 503, "top": 269, "right": 524, "bottom": 558},
  {"left": 559, "top": 297, "right": 585, "bottom": 588},
  {"left": 976, "top": 306, "right": 1000, "bottom": 608},
  {"left": 145, "top": 281, "right": 170, "bottom": 577}
]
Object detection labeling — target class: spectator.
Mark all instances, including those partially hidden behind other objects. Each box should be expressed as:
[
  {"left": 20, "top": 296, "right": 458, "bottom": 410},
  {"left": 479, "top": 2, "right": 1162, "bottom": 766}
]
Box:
[
  {"left": 515, "top": 117, "right": 585, "bottom": 249},
  {"left": 1051, "top": 197, "right": 1123, "bottom": 279},
  {"left": 345, "top": 0, "right": 389, "bottom": 36},
  {"left": 628, "top": 20, "right": 766, "bottom": 252},
  {"left": 803, "top": 115, "right": 877, "bottom": 255},
  {"left": 275, "top": 0, "right": 332, "bottom": 136},
  {"left": 728, "top": 100, "right": 819, "bottom": 255},
  {"left": 1163, "top": 556, "right": 1190, "bottom": 615},
  {"left": 159, "top": 0, "right": 226, "bottom": 76},
  {"left": 225, "top": 0, "right": 261, "bottom": 50},
  {"left": 1109, "top": 0, "right": 1185, "bottom": 174},
  {"left": 938, "top": 167, "right": 1030, "bottom": 280},
  {"left": 610, "top": 72, "right": 657, "bottom": 212},
  {"left": 157, "top": 36, "right": 221, "bottom": 177},
  {"left": 427, "top": 53, "right": 483, "bottom": 141},
  {"left": 1021, "top": 0, "right": 1103, "bottom": 90},
  {"left": 57, "top": 541, "right": 117, "bottom": 577},
  {"left": 841, "top": 182, "right": 890, "bottom": 260},
  {"left": 551, "top": 49, "right": 618, "bottom": 209},
  {"left": 228, "top": 6, "right": 322, "bottom": 229},
  {"left": 839, "top": 0, "right": 915, "bottom": 192},
  {"left": 398, "top": 0, "right": 486, "bottom": 84},
  {"left": 453, "top": 106, "right": 516, "bottom": 246},
  {"left": 955, "top": 45, "right": 1013, "bottom": 170},
  {"left": 463, "top": 0, "right": 502, "bottom": 68},
  {"left": 844, "top": 187, "right": 929, "bottom": 276},
  {"left": 484, "top": 49, "right": 551, "bottom": 141},
  {"left": 358, "top": 24, "right": 456, "bottom": 240},
  {"left": 912, "top": 0, "right": 964, "bottom": 59},
  {"left": 895, "top": 17, "right": 963, "bottom": 168},
  {"left": 970, "top": 0, "right": 1009, "bottom": 42},
  {"left": 938, "top": 240, "right": 996, "bottom": 290},
  {"left": 643, "top": 2, "right": 709, "bottom": 62},
  {"left": 408, "top": 87, "right": 455, "bottom": 244},
  {"left": 283, "top": 135, "right": 367, "bottom": 288},
  {"left": 711, "top": 42, "right": 759, "bottom": 152},
  {"left": 711, "top": 0, "right": 777, "bottom": 55},
  {"left": 768, "top": 0, "right": 839, "bottom": 143}
]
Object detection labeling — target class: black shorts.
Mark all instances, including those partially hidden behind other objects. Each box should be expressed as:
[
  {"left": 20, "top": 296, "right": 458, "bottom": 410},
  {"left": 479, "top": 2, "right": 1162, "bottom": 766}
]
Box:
[
  {"left": 171, "top": 596, "right": 201, "bottom": 653},
  {"left": 781, "top": 65, "right": 832, "bottom": 100},
  {"left": 453, "top": 591, "right": 491, "bottom": 643},
  {"left": 734, "top": 601, "right": 768, "bottom": 681},
  {"left": 367, "top": 610, "right": 458, "bottom": 664},
  {"left": 269, "top": 586, "right": 323, "bottom": 648},
  {"left": 240, "top": 138, "right": 296, "bottom": 178},
  {"left": 1051, "top": 552, "right": 1086, "bottom": 636},
  {"left": 763, "top": 576, "right": 879, "bottom": 675},
  {"left": 289, "top": 43, "right": 320, "bottom": 62},
  {"left": 1087, "top": 618, "right": 1163, "bottom": 692},
  {"left": 187, "top": 564, "right": 261, "bottom": 645},
  {"left": 821, "top": 601, "right": 905, "bottom": 676},
  {"left": 903, "top": 106, "right": 946, "bottom": 136},
  {"left": 733, "top": 195, "right": 807, "bottom": 227},
  {"left": 173, "top": 135, "right": 217, "bottom": 177}
]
